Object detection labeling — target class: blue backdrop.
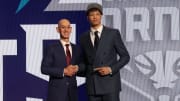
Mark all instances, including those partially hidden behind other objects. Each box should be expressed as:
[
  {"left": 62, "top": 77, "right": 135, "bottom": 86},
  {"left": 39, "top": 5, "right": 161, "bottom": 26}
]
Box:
[
  {"left": 1, "top": 0, "right": 89, "bottom": 101},
  {"left": 2, "top": 0, "right": 180, "bottom": 101}
]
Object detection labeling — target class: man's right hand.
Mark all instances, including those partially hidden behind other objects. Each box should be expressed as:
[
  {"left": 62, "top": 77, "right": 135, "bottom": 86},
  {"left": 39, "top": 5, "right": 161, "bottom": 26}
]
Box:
[{"left": 64, "top": 65, "right": 78, "bottom": 77}]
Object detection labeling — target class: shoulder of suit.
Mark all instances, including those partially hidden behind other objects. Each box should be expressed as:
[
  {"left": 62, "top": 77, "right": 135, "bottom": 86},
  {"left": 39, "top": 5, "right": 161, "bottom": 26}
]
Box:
[
  {"left": 44, "top": 44, "right": 57, "bottom": 53},
  {"left": 80, "top": 30, "right": 90, "bottom": 39},
  {"left": 103, "top": 26, "right": 119, "bottom": 32},
  {"left": 70, "top": 43, "right": 80, "bottom": 48},
  {"left": 47, "top": 42, "right": 60, "bottom": 49},
  {"left": 70, "top": 43, "right": 76, "bottom": 47},
  {"left": 71, "top": 43, "right": 75, "bottom": 45},
  {"left": 103, "top": 27, "right": 120, "bottom": 37},
  {"left": 83, "top": 30, "right": 90, "bottom": 35}
]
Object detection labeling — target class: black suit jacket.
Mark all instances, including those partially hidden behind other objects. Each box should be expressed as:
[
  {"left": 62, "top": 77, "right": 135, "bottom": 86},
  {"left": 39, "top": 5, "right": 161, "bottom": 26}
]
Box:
[
  {"left": 41, "top": 42, "right": 80, "bottom": 101},
  {"left": 79, "top": 26, "right": 130, "bottom": 95}
]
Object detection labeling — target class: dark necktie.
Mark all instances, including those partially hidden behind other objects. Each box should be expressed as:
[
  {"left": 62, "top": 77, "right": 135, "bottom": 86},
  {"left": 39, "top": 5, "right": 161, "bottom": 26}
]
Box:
[
  {"left": 94, "top": 31, "right": 99, "bottom": 50},
  {"left": 65, "top": 44, "right": 71, "bottom": 65}
]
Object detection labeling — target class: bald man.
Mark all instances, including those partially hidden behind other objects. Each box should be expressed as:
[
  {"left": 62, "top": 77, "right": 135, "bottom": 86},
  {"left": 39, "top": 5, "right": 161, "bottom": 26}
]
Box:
[{"left": 41, "top": 19, "right": 80, "bottom": 101}]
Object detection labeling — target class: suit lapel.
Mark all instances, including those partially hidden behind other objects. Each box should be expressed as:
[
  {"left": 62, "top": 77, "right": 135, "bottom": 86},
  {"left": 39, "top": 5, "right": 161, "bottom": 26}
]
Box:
[
  {"left": 93, "top": 27, "right": 108, "bottom": 64},
  {"left": 82, "top": 31, "right": 96, "bottom": 64},
  {"left": 86, "top": 31, "right": 95, "bottom": 51},
  {"left": 57, "top": 42, "right": 67, "bottom": 65}
]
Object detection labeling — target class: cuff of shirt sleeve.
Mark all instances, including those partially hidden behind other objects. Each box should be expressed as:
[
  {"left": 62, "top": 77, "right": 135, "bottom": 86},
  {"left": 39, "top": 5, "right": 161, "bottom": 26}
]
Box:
[
  {"left": 63, "top": 69, "right": 65, "bottom": 77},
  {"left": 108, "top": 67, "right": 112, "bottom": 75}
]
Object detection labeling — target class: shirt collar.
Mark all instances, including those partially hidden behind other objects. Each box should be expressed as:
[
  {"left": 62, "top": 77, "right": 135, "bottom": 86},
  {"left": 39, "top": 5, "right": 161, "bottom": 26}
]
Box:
[
  {"left": 90, "top": 25, "right": 103, "bottom": 34},
  {"left": 60, "top": 39, "right": 70, "bottom": 46}
]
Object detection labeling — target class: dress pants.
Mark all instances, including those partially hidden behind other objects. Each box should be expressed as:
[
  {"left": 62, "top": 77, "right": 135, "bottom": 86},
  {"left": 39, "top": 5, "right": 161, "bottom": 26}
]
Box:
[
  {"left": 65, "top": 85, "right": 78, "bottom": 101},
  {"left": 88, "top": 92, "right": 120, "bottom": 101}
]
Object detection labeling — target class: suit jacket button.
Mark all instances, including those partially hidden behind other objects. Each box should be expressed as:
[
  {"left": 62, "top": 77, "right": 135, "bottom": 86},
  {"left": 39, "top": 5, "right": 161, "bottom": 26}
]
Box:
[{"left": 66, "top": 82, "right": 69, "bottom": 85}]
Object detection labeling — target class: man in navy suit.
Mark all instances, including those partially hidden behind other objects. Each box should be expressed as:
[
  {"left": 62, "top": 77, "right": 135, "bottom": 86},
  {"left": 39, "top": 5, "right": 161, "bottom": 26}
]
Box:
[
  {"left": 78, "top": 3, "right": 130, "bottom": 101},
  {"left": 41, "top": 19, "right": 79, "bottom": 101}
]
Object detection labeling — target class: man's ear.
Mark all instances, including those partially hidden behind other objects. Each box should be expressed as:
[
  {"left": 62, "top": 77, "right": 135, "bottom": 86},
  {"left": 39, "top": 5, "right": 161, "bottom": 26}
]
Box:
[
  {"left": 87, "top": 16, "right": 89, "bottom": 21},
  {"left": 56, "top": 27, "right": 59, "bottom": 33}
]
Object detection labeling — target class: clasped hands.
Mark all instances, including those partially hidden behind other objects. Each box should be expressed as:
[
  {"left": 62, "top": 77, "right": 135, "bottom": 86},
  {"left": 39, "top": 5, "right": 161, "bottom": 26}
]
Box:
[
  {"left": 64, "top": 65, "right": 78, "bottom": 77},
  {"left": 64, "top": 65, "right": 112, "bottom": 76}
]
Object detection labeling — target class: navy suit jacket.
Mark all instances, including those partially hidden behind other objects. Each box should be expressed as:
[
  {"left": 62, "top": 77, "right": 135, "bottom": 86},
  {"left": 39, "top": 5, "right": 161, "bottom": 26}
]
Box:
[
  {"left": 41, "top": 42, "right": 80, "bottom": 101},
  {"left": 79, "top": 26, "right": 130, "bottom": 95}
]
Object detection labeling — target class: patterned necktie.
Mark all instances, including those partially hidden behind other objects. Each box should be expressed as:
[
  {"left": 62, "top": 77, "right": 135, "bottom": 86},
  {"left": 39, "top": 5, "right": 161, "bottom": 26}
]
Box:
[
  {"left": 94, "top": 31, "right": 99, "bottom": 50},
  {"left": 65, "top": 44, "right": 71, "bottom": 65}
]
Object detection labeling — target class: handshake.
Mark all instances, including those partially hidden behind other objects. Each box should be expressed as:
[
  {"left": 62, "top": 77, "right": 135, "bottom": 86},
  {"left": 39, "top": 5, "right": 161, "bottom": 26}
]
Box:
[{"left": 64, "top": 65, "right": 79, "bottom": 77}]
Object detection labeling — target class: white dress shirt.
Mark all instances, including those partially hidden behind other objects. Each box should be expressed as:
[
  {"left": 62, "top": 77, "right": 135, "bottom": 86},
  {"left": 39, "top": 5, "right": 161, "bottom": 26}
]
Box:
[
  {"left": 90, "top": 25, "right": 103, "bottom": 46},
  {"left": 60, "top": 40, "right": 72, "bottom": 57}
]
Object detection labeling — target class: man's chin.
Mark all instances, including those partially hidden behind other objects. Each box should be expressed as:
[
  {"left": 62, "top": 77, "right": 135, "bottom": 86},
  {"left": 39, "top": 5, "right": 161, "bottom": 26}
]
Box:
[
  {"left": 64, "top": 37, "right": 69, "bottom": 39},
  {"left": 91, "top": 23, "right": 101, "bottom": 27},
  {"left": 61, "top": 37, "right": 69, "bottom": 40}
]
